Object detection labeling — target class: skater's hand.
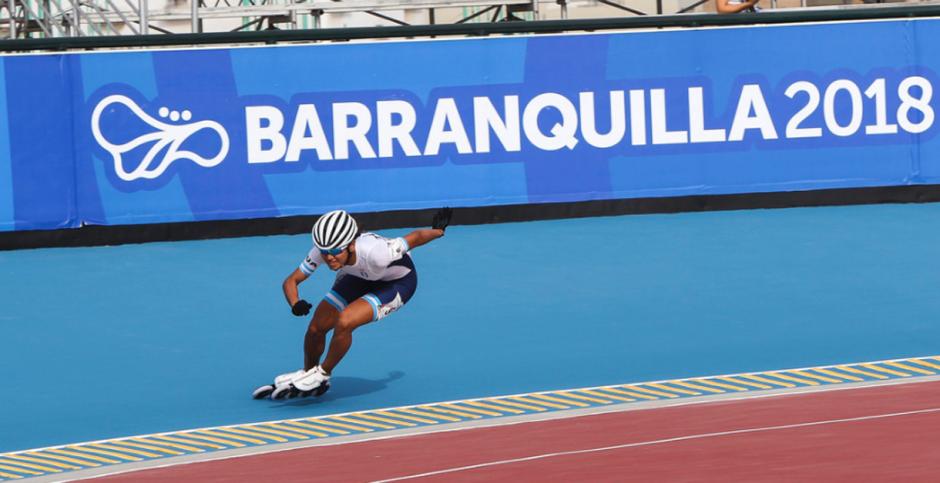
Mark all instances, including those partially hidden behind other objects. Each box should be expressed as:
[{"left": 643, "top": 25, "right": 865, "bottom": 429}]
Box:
[
  {"left": 432, "top": 207, "right": 452, "bottom": 233},
  {"left": 292, "top": 299, "right": 312, "bottom": 316}
]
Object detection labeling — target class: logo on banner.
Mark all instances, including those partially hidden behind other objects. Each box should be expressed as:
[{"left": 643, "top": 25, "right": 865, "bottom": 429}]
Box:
[{"left": 91, "top": 95, "right": 230, "bottom": 182}]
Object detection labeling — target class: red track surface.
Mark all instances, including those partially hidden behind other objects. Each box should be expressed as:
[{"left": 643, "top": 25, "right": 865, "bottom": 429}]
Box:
[{"left": 90, "top": 381, "right": 940, "bottom": 482}]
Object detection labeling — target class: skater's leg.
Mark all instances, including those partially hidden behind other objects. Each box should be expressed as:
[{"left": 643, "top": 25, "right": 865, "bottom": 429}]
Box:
[
  {"left": 320, "top": 298, "right": 375, "bottom": 374},
  {"left": 305, "top": 300, "right": 339, "bottom": 371},
  {"left": 319, "top": 269, "right": 417, "bottom": 375}
]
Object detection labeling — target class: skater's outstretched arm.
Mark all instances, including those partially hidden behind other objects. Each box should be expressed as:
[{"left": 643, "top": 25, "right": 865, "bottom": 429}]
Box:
[
  {"left": 403, "top": 207, "right": 452, "bottom": 250},
  {"left": 403, "top": 228, "right": 444, "bottom": 250}
]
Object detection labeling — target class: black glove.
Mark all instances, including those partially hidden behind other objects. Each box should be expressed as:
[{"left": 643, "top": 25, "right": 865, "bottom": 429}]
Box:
[
  {"left": 291, "top": 299, "right": 312, "bottom": 316},
  {"left": 432, "top": 207, "right": 453, "bottom": 233}
]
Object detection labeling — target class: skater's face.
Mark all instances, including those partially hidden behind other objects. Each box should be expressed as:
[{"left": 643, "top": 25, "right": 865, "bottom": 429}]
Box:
[{"left": 322, "top": 246, "right": 350, "bottom": 270}]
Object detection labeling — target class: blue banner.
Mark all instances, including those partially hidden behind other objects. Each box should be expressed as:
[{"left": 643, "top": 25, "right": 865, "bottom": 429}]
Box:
[{"left": 3, "top": 19, "right": 940, "bottom": 231}]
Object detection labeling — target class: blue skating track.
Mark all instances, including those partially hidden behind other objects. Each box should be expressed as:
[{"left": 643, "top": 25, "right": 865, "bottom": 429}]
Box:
[{"left": 2, "top": 203, "right": 940, "bottom": 453}]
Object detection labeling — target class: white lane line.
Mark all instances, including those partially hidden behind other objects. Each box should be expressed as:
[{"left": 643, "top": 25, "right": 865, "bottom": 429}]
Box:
[{"left": 372, "top": 406, "right": 940, "bottom": 482}]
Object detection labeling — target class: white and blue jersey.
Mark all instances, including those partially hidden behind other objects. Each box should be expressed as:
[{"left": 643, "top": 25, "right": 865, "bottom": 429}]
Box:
[
  {"left": 300, "top": 233, "right": 412, "bottom": 281},
  {"left": 299, "top": 233, "right": 418, "bottom": 321}
]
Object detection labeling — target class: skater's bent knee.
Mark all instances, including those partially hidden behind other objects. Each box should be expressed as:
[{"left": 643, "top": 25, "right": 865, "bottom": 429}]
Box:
[
  {"left": 311, "top": 312, "right": 338, "bottom": 331},
  {"left": 334, "top": 318, "right": 354, "bottom": 334},
  {"left": 306, "top": 324, "right": 325, "bottom": 338},
  {"left": 335, "top": 313, "right": 363, "bottom": 333}
]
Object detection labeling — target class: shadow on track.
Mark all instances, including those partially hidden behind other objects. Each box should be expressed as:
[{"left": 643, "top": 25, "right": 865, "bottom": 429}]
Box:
[{"left": 276, "top": 370, "right": 405, "bottom": 406}]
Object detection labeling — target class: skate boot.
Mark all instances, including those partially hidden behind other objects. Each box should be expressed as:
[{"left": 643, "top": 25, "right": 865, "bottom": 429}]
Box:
[
  {"left": 271, "top": 366, "right": 330, "bottom": 399},
  {"left": 252, "top": 369, "right": 304, "bottom": 399}
]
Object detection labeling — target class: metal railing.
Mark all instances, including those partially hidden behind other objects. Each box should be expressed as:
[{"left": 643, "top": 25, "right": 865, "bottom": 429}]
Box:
[
  {"left": 0, "top": 0, "right": 156, "bottom": 37},
  {"left": 0, "top": 0, "right": 809, "bottom": 40},
  {"left": 0, "top": 0, "right": 545, "bottom": 38},
  {"left": 0, "top": 0, "right": 938, "bottom": 49}
]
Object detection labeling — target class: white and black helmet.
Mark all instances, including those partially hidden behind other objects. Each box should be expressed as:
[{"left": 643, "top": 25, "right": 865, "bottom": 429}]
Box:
[{"left": 312, "top": 210, "right": 359, "bottom": 250}]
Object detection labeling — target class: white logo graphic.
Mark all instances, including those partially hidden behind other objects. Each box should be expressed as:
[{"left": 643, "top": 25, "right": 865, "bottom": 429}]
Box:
[
  {"left": 377, "top": 293, "right": 404, "bottom": 320},
  {"left": 91, "top": 95, "right": 229, "bottom": 181}
]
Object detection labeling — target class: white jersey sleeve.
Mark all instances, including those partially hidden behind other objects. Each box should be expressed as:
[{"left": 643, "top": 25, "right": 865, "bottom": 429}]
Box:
[{"left": 299, "top": 248, "right": 323, "bottom": 276}]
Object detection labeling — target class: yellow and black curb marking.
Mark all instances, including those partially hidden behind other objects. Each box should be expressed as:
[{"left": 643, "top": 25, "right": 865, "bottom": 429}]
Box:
[{"left": 3, "top": 355, "right": 940, "bottom": 480}]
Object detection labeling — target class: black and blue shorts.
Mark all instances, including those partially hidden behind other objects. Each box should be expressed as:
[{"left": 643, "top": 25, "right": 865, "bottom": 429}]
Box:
[{"left": 323, "top": 255, "right": 418, "bottom": 321}]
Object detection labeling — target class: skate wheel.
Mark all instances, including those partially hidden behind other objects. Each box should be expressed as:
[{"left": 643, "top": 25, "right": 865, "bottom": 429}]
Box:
[
  {"left": 252, "top": 384, "right": 275, "bottom": 399},
  {"left": 271, "top": 385, "right": 292, "bottom": 400},
  {"left": 315, "top": 382, "right": 330, "bottom": 397},
  {"left": 288, "top": 386, "right": 301, "bottom": 398},
  {"left": 299, "top": 389, "right": 314, "bottom": 398}
]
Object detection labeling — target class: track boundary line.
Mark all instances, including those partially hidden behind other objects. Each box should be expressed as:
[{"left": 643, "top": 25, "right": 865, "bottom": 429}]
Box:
[{"left": 8, "top": 355, "right": 940, "bottom": 481}]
